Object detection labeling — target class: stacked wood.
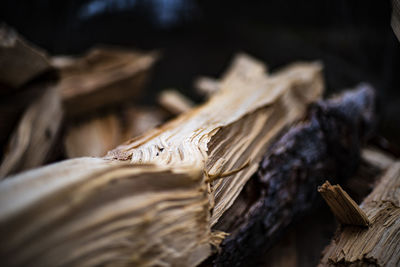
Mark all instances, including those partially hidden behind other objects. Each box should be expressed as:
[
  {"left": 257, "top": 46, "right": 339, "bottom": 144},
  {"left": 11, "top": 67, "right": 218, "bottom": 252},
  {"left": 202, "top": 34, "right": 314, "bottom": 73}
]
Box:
[
  {"left": 1, "top": 33, "right": 396, "bottom": 266},
  {"left": 0, "top": 54, "right": 323, "bottom": 266},
  {"left": 319, "top": 161, "right": 400, "bottom": 266}
]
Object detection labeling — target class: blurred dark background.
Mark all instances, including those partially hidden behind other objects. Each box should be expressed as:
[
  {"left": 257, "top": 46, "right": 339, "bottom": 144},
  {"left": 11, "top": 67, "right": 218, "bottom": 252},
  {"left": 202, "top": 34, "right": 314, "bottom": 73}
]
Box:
[{"left": 1, "top": 0, "right": 399, "bottom": 144}]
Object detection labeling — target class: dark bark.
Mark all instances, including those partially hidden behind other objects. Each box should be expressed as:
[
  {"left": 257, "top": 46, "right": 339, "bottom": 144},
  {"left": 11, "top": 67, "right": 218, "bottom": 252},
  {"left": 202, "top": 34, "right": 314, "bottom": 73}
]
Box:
[{"left": 213, "top": 84, "right": 376, "bottom": 266}]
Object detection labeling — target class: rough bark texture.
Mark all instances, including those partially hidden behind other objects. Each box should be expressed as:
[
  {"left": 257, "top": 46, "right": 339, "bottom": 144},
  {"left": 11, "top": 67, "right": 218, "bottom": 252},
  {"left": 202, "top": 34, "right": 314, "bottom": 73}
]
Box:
[
  {"left": 213, "top": 84, "right": 376, "bottom": 266},
  {"left": 320, "top": 161, "right": 400, "bottom": 267},
  {"left": 257, "top": 147, "right": 394, "bottom": 267}
]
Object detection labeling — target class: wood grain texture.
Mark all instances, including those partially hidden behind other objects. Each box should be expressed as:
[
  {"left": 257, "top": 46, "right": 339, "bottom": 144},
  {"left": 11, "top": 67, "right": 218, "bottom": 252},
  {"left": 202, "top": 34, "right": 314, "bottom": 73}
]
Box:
[
  {"left": 213, "top": 84, "right": 376, "bottom": 266},
  {"left": 0, "top": 54, "right": 322, "bottom": 266},
  {"left": 318, "top": 181, "right": 370, "bottom": 227},
  {"left": 320, "top": 161, "right": 400, "bottom": 267},
  {"left": 107, "top": 54, "right": 323, "bottom": 226},
  {"left": 0, "top": 159, "right": 210, "bottom": 267}
]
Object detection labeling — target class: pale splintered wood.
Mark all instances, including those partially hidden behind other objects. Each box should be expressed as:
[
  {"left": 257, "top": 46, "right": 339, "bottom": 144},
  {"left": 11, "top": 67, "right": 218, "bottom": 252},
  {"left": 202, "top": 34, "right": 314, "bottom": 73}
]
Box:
[
  {"left": 320, "top": 162, "right": 400, "bottom": 266},
  {"left": 0, "top": 54, "right": 323, "bottom": 266},
  {"left": 0, "top": 159, "right": 210, "bottom": 267},
  {"left": 318, "top": 181, "right": 370, "bottom": 226},
  {"left": 0, "top": 25, "right": 50, "bottom": 88},
  {"left": 108, "top": 54, "right": 323, "bottom": 225}
]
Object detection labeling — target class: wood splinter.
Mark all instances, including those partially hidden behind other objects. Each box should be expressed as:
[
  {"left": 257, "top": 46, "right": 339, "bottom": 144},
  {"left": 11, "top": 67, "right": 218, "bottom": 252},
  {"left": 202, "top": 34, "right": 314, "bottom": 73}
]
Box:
[
  {"left": 319, "top": 162, "right": 400, "bottom": 266},
  {"left": 204, "top": 160, "right": 250, "bottom": 183},
  {"left": 318, "top": 181, "right": 370, "bottom": 227}
]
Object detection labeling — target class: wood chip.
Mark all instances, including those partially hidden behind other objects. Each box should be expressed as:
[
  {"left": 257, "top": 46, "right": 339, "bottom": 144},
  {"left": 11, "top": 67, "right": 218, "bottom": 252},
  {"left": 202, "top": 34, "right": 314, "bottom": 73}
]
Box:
[
  {"left": 320, "top": 162, "right": 400, "bottom": 266},
  {"left": 318, "top": 181, "right": 370, "bottom": 226}
]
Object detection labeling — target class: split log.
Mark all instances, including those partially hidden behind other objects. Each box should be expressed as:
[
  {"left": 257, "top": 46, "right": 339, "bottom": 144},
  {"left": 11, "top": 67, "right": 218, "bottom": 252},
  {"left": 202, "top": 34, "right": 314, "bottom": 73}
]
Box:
[
  {"left": 0, "top": 54, "right": 322, "bottom": 266},
  {"left": 0, "top": 160, "right": 210, "bottom": 267},
  {"left": 319, "top": 161, "right": 400, "bottom": 266},
  {"left": 53, "top": 47, "right": 158, "bottom": 117},
  {"left": 213, "top": 84, "right": 376, "bottom": 266},
  {"left": 107, "top": 55, "right": 323, "bottom": 226},
  {"left": 0, "top": 86, "right": 63, "bottom": 179}
]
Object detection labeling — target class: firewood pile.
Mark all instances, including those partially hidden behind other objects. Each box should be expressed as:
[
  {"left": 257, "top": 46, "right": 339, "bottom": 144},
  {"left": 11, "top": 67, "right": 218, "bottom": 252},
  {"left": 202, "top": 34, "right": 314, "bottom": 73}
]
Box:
[{"left": 0, "top": 25, "right": 399, "bottom": 267}]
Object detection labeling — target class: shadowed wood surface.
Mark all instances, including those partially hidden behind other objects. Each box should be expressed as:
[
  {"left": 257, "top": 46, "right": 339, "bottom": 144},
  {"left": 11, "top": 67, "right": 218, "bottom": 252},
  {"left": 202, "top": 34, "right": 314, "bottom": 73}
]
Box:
[
  {"left": 212, "top": 85, "right": 376, "bottom": 266},
  {"left": 0, "top": 86, "right": 63, "bottom": 179},
  {"left": 320, "top": 161, "right": 400, "bottom": 266}
]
